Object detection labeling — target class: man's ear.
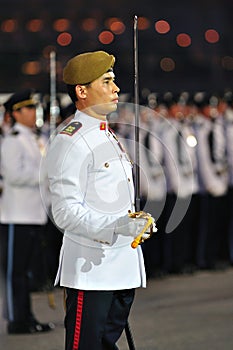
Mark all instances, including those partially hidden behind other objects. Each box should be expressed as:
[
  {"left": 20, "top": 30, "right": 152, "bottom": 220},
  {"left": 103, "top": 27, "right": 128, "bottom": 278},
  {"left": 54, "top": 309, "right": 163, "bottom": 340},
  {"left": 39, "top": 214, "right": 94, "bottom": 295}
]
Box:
[{"left": 75, "top": 85, "right": 88, "bottom": 99}]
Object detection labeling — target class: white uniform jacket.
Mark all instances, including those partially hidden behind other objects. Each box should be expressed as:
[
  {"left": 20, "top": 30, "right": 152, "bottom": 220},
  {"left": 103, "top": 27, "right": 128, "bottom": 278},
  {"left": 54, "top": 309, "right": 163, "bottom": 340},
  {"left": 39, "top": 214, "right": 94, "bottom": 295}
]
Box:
[
  {"left": 47, "top": 110, "right": 146, "bottom": 291},
  {"left": 193, "top": 115, "right": 228, "bottom": 197},
  {"left": 136, "top": 119, "right": 166, "bottom": 201},
  {"left": 224, "top": 108, "right": 233, "bottom": 187},
  {"left": 0, "top": 123, "right": 48, "bottom": 224},
  {"left": 163, "top": 118, "right": 198, "bottom": 198}
]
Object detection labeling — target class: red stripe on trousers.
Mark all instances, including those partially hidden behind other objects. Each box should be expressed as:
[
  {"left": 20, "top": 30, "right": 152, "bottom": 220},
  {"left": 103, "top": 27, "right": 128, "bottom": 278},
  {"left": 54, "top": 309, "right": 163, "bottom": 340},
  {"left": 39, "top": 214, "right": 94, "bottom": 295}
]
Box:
[{"left": 73, "top": 290, "right": 84, "bottom": 350}]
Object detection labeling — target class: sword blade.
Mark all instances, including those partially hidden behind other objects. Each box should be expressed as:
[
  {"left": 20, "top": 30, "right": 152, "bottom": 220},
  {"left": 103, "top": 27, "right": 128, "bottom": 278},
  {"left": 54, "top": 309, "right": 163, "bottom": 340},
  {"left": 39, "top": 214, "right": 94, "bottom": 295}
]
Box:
[{"left": 134, "top": 15, "right": 140, "bottom": 212}]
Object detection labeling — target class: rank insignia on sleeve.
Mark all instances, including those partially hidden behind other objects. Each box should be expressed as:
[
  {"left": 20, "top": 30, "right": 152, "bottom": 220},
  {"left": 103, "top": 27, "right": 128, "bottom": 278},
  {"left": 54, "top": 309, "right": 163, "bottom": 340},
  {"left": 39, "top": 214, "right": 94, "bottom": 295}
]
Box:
[{"left": 60, "top": 122, "right": 82, "bottom": 136}]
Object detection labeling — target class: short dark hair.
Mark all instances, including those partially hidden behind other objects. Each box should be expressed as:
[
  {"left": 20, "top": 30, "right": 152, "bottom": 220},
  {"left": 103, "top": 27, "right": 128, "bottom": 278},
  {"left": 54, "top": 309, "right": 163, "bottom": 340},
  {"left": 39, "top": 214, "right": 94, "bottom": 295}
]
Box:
[
  {"left": 66, "top": 84, "right": 77, "bottom": 104},
  {"left": 66, "top": 83, "right": 91, "bottom": 105}
]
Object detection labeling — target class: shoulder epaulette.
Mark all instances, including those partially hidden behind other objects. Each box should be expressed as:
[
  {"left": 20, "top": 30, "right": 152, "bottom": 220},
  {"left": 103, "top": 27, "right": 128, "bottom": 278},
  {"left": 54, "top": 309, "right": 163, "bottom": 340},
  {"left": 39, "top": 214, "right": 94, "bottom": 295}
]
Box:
[{"left": 60, "top": 121, "right": 82, "bottom": 136}]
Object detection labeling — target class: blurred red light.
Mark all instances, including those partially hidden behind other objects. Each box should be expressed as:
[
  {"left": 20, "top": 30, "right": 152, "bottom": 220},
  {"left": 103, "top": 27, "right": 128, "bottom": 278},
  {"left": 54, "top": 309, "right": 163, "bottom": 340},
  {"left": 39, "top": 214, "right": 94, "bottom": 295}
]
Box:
[
  {"left": 57, "top": 32, "right": 72, "bottom": 46},
  {"left": 176, "top": 33, "right": 191, "bottom": 47},
  {"left": 98, "top": 31, "right": 114, "bottom": 44},
  {"left": 155, "top": 20, "right": 170, "bottom": 34},
  {"left": 205, "top": 29, "right": 220, "bottom": 43}
]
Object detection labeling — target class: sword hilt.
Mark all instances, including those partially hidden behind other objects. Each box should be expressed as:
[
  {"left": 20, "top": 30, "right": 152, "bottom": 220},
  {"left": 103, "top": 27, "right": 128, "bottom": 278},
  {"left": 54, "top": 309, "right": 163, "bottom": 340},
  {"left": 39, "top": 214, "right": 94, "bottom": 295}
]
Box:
[{"left": 128, "top": 211, "right": 154, "bottom": 249}]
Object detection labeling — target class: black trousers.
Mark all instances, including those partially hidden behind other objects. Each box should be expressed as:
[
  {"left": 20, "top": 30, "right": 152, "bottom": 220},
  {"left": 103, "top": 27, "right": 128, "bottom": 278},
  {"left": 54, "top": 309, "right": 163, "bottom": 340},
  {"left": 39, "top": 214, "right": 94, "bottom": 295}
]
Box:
[
  {"left": 0, "top": 224, "right": 44, "bottom": 323},
  {"left": 205, "top": 193, "right": 229, "bottom": 268},
  {"left": 65, "top": 288, "right": 135, "bottom": 350}
]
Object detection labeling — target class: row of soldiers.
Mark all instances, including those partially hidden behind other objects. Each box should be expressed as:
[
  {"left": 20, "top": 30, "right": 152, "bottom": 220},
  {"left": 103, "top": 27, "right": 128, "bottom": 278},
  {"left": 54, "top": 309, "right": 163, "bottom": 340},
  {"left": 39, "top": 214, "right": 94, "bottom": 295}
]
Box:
[{"left": 110, "top": 90, "right": 233, "bottom": 277}]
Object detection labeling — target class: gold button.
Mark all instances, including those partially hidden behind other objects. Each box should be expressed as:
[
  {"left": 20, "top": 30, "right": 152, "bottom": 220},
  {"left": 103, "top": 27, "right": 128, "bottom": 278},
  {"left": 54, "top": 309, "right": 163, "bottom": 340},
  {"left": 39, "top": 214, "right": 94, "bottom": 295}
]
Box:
[
  {"left": 128, "top": 178, "right": 131, "bottom": 182},
  {"left": 105, "top": 162, "right": 109, "bottom": 168}
]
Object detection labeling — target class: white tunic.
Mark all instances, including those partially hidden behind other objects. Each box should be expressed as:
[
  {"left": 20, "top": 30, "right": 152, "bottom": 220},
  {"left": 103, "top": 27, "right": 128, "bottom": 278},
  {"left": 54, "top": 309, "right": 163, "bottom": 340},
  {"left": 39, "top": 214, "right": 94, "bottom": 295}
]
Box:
[
  {"left": 163, "top": 118, "right": 198, "bottom": 198},
  {"left": 224, "top": 108, "right": 233, "bottom": 186},
  {"left": 193, "top": 115, "right": 228, "bottom": 197},
  {"left": 0, "top": 123, "right": 48, "bottom": 224},
  {"left": 47, "top": 110, "right": 146, "bottom": 290}
]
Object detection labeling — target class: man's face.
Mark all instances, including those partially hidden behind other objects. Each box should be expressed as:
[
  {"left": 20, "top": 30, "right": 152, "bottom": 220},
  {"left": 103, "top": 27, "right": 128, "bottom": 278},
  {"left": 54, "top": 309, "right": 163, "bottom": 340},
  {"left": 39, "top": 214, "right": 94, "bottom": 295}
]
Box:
[
  {"left": 83, "top": 71, "right": 120, "bottom": 117},
  {"left": 13, "top": 106, "right": 36, "bottom": 128}
]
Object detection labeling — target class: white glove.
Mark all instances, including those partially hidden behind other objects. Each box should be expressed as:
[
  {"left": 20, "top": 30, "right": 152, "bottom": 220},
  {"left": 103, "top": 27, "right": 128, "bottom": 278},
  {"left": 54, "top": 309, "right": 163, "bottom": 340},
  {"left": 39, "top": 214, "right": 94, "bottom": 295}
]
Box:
[
  {"left": 207, "top": 183, "right": 227, "bottom": 197},
  {"left": 115, "top": 214, "right": 157, "bottom": 238},
  {"left": 115, "top": 214, "right": 149, "bottom": 238}
]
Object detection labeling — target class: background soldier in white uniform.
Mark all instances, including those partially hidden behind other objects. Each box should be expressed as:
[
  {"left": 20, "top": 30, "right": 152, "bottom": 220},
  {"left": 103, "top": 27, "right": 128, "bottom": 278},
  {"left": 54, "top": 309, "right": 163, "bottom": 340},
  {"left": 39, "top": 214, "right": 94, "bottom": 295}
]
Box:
[
  {"left": 221, "top": 93, "right": 233, "bottom": 264},
  {"left": 47, "top": 51, "right": 155, "bottom": 350},
  {"left": 135, "top": 106, "right": 166, "bottom": 277},
  {"left": 192, "top": 94, "right": 229, "bottom": 269},
  {"left": 160, "top": 94, "right": 198, "bottom": 274},
  {"left": 0, "top": 90, "right": 54, "bottom": 334}
]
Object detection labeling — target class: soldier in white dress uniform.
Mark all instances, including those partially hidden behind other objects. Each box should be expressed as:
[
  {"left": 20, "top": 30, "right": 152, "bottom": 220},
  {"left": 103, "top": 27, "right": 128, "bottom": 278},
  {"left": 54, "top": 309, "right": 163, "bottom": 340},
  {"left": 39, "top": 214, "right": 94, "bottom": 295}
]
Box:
[
  {"left": 47, "top": 51, "right": 155, "bottom": 350},
  {"left": 192, "top": 94, "right": 228, "bottom": 269},
  {"left": 222, "top": 93, "right": 233, "bottom": 264},
  {"left": 0, "top": 90, "right": 54, "bottom": 334},
  {"left": 134, "top": 106, "right": 166, "bottom": 277},
  {"left": 160, "top": 94, "right": 199, "bottom": 274}
]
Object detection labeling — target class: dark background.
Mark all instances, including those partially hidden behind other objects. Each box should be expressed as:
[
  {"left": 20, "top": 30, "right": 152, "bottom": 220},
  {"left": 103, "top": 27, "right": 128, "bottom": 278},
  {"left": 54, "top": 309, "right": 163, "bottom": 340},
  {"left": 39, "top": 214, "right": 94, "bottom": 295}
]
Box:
[{"left": 0, "top": 0, "right": 232, "bottom": 96}]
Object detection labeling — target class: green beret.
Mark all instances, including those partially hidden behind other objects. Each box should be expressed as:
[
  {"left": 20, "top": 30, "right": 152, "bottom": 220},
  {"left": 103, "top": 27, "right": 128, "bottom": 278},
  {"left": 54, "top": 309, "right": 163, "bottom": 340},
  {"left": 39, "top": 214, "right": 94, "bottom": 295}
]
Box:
[{"left": 63, "top": 51, "right": 115, "bottom": 85}]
